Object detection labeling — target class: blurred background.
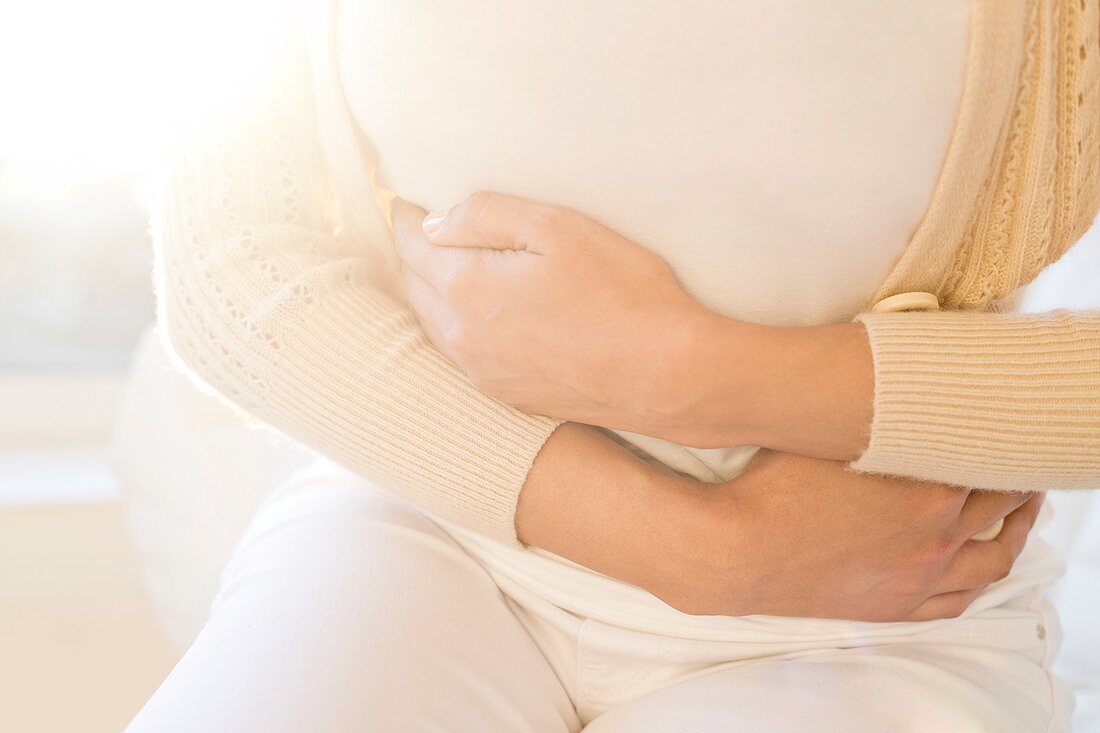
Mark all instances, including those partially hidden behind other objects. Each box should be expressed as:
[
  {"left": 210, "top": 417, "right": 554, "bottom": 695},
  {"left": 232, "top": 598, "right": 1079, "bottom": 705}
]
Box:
[
  {"left": 0, "top": 2, "right": 297, "bottom": 731},
  {"left": 2, "top": 2, "right": 1100, "bottom": 732}
]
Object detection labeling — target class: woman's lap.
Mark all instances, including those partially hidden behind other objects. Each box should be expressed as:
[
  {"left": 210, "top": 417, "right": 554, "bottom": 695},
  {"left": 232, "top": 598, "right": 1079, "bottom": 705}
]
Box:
[
  {"left": 127, "top": 465, "right": 581, "bottom": 733},
  {"left": 128, "top": 462, "right": 1066, "bottom": 732},
  {"left": 583, "top": 643, "right": 1066, "bottom": 732}
]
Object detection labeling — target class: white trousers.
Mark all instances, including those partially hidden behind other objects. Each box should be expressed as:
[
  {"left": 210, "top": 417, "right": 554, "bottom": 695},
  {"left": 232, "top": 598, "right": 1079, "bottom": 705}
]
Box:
[{"left": 128, "top": 459, "right": 1073, "bottom": 732}]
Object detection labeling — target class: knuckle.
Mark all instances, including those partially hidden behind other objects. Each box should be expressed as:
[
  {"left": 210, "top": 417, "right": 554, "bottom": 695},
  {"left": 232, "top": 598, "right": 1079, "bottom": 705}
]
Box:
[
  {"left": 930, "top": 486, "right": 967, "bottom": 515},
  {"left": 526, "top": 203, "right": 570, "bottom": 234},
  {"left": 461, "top": 190, "right": 496, "bottom": 225},
  {"left": 911, "top": 491, "right": 961, "bottom": 529},
  {"left": 916, "top": 533, "right": 956, "bottom": 567}
]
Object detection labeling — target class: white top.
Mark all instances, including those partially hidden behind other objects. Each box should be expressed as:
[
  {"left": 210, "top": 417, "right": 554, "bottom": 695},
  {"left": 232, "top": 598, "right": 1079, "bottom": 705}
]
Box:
[
  {"left": 157, "top": 0, "right": 1100, "bottom": 551},
  {"left": 337, "top": 0, "right": 968, "bottom": 480},
  {"left": 335, "top": 4, "right": 1066, "bottom": 624}
]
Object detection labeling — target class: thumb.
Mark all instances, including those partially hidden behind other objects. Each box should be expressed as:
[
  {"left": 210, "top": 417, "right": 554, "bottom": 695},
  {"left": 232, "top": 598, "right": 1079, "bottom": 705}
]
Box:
[{"left": 422, "top": 191, "right": 540, "bottom": 251}]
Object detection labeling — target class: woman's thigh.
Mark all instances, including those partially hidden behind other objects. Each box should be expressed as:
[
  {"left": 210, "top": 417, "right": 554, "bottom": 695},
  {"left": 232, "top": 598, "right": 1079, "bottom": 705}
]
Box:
[
  {"left": 126, "top": 464, "right": 581, "bottom": 733},
  {"left": 582, "top": 642, "right": 1067, "bottom": 733}
]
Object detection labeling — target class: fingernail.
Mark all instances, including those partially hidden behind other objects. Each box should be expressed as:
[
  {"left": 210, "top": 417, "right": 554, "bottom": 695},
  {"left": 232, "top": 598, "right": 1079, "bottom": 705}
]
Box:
[{"left": 422, "top": 212, "right": 446, "bottom": 235}]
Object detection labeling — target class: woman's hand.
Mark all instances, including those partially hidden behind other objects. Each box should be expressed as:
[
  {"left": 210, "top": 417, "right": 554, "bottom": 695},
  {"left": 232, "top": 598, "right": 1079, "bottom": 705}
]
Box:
[
  {"left": 392, "top": 192, "right": 1041, "bottom": 622},
  {"left": 664, "top": 451, "right": 1043, "bottom": 622},
  {"left": 392, "top": 194, "right": 709, "bottom": 432},
  {"left": 516, "top": 425, "right": 1040, "bottom": 622},
  {"left": 392, "top": 194, "right": 877, "bottom": 459}
]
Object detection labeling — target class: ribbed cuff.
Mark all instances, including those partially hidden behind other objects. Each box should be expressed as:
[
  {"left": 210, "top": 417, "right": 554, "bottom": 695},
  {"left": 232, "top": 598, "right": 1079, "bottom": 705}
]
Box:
[
  {"left": 283, "top": 287, "right": 564, "bottom": 545},
  {"left": 170, "top": 275, "right": 561, "bottom": 548},
  {"left": 851, "top": 309, "right": 1100, "bottom": 491}
]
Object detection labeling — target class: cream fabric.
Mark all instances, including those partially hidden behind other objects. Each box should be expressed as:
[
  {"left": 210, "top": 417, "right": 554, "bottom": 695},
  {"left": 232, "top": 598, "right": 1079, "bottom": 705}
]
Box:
[
  {"left": 126, "top": 459, "right": 1070, "bottom": 732},
  {"left": 337, "top": 0, "right": 965, "bottom": 483},
  {"left": 155, "top": 0, "right": 1100, "bottom": 549},
  {"left": 110, "top": 324, "right": 1100, "bottom": 728},
  {"left": 852, "top": 0, "right": 1100, "bottom": 488}
]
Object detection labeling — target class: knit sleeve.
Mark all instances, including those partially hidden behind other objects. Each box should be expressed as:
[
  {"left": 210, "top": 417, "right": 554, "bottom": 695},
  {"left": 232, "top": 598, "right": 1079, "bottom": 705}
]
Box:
[
  {"left": 851, "top": 309, "right": 1100, "bottom": 491},
  {"left": 154, "top": 30, "right": 559, "bottom": 545}
]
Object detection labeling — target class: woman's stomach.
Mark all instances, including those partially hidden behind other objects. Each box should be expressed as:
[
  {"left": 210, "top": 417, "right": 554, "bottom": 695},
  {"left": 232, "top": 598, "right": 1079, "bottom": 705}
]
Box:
[
  {"left": 335, "top": 0, "right": 1055, "bottom": 634},
  {"left": 339, "top": 0, "right": 967, "bottom": 328},
  {"left": 340, "top": 0, "right": 968, "bottom": 482}
]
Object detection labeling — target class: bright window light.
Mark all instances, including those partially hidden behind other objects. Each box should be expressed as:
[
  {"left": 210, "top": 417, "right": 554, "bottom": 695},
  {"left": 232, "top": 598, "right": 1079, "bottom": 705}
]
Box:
[{"left": 0, "top": 0, "right": 294, "bottom": 369}]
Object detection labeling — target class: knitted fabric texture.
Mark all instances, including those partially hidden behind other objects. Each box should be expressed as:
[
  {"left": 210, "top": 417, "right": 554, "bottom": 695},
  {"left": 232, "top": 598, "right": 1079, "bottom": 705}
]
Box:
[
  {"left": 156, "top": 21, "right": 559, "bottom": 546},
  {"left": 853, "top": 0, "right": 1100, "bottom": 489},
  {"left": 156, "top": 0, "right": 1100, "bottom": 549}
]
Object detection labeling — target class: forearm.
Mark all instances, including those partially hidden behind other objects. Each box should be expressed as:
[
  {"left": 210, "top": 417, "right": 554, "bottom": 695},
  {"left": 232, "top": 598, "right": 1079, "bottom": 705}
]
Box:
[
  {"left": 659, "top": 306, "right": 1100, "bottom": 491},
  {"left": 654, "top": 313, "right": 875, "bottom": 461},
  {"left": 399, "top": 191, "right": 1099, "bottom": 490},
  {"left": 162, "top": 31, "right": 563, "bottom": 544},
  {"left": 515, "top": 422, "right": 713, "bottom": 606},
  {"left": 517, "top": 427, "right": 1038, "bottom": 622}
]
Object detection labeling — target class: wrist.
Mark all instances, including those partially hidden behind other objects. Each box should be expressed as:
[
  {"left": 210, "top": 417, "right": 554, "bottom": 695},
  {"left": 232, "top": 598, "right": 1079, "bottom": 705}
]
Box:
[
  {"left": 515, "top": 422, "right": 692, "bottom": 555},
  {"left": 516, "top": 422, "right": 739, "bottom": 608},
  {"left": 753, "top": 321, "right": 873, "bottom": 459},
  {"left": 647, "top": 314, "right": 874, "bottom": 460},
  {"left": 653, "top": 471, "right": 762, "bottom": 616},
  {"left": 643, "top": 310, "right": 760, "bottom": 448}
]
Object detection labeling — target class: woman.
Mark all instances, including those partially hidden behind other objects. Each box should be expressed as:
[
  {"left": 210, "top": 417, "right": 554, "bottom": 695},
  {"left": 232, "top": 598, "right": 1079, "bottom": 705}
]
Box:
[{"left": 133, "top": 0, "right": 1099, "bottom": 730}]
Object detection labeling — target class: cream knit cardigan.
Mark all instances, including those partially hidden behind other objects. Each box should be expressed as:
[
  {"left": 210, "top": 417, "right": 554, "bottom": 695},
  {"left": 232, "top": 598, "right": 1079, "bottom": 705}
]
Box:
[{"left": 156, "top": 0, "right": 1100, "bottom": 547}]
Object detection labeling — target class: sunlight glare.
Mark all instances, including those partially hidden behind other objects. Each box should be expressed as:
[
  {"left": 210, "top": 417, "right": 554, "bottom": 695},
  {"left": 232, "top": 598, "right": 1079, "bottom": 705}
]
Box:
[{"left": 0, "top": 0, "right": 296, "bottom": 186}]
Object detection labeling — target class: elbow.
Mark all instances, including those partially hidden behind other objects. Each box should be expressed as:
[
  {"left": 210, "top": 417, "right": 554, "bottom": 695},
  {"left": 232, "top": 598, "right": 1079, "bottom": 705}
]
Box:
[
  {"left": 156, "top": 297, "right": 264, "bottom": 416},
  {"left": 154, "top": 260, "right": 249, "bottom": 407}
]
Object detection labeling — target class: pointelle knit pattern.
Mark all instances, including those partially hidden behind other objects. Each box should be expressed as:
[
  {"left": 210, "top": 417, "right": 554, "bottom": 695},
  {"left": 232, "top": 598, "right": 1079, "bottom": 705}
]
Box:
[{"left": 156, "top": 0, "right": 1100, "bottom": 548}]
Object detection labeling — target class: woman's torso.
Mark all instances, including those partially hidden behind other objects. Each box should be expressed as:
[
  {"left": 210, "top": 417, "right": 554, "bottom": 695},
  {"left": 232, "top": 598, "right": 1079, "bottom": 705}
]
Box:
[
  {"left": 339, "top": 0, "right": 968, "bottom": 328},
  {"left": 335, "top": 0, "right": 1061, "bottom": 628},
  {"left": 339, "top": 0, "right": 969, "bottom": 480}
]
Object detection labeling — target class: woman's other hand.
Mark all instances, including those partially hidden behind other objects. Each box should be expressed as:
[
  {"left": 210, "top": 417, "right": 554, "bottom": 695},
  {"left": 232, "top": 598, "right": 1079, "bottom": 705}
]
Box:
[
  {"left": 517, "top": 426, "right": 1040, "bottom": 624},
  {"left": 391, "top": 194, "right": 875, "bottom": 460},
  {"left": 392, "top": 194, "right": 707, "bottom": 430},
  {"left": 392, "top": 194, "right": 1041, "bottom": 623},
  {"left": 662, "top": 451, "right": 1043, "bottom": 622}
]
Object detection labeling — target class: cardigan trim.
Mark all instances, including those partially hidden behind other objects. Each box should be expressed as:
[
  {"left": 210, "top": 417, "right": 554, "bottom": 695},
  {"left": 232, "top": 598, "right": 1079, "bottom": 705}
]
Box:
[{"left": 869, "top": 0, "right": 1026, "bottom": 306}]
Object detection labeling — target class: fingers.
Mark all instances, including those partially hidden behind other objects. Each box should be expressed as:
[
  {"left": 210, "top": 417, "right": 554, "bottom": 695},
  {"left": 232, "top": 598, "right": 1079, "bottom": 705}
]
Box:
[
  {"left": 956, "top": 489, "right": 1031, "bottom": 541},
  {"left": 392, "top": 197, "right": 478, "bottom": 287},
  {"left": 422, "top": 191, "right": 547, "bottom": 251},
  {"left": 969, "top": 517, "right": 1004, "bottom": 542},
  {"left": 392, "top": 196, "right": 428, "bottom": 230},
  {"left": 985, "top": 492, "right": 1044, "bottom": 560},
  {"left": 933, "top": 493, "right": 1044, "bottom": 594},
  {"left": 904, "top": 496, "right": 1043, "bottom": 621}
]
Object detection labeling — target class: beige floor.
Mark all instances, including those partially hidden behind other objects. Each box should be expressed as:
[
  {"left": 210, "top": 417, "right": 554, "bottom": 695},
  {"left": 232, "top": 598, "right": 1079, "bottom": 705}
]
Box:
[{"left": 0, "top": 503, "right": 178, "bottom": 733}]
